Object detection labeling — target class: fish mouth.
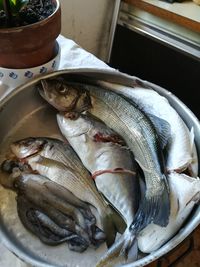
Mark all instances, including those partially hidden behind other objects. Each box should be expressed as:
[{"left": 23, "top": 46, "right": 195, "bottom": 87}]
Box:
[
  {"left": 10, "top": 139, "right": 47, "bottom": 160},
  {"left": 37, "top": 81, "right": 59, "bottom": 110},
  {"left": 1, "top": 159, "right": 23, "bottom": 174},
  {"left": 38, "top": 81, "right": 75, "bottom": 112},
  {"left": 57, "top": 114, "right": 92, "bottom": 138},
  {"left": 38, "top": 81, "right": 58, "bottom": 109}
]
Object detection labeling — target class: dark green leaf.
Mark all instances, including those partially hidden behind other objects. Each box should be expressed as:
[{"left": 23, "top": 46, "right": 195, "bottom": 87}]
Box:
[{"left": 10, "top": 0, "right": 28, "bottom": 14}]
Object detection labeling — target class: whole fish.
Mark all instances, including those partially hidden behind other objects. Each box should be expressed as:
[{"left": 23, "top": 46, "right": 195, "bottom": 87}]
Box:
[
  {"left": 10, "top": 137, "right": 124, "bottom": 247},
  {"left": 56, "top": 113, "right": 139, "bottom": 228},
  {"left": 38, "top": 78, "right": 170, "bottom": 260},
  {"left": 97, "top": 81, "right": 197, "bottom": 176}
]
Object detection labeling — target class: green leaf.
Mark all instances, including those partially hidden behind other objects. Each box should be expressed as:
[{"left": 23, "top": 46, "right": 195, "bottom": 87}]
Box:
[
  {"left": 0, "top": 0, "right": 3, "bottom": 10},
  {"left": 10, "top": 0, "right": 17, "bottom": 5},
  {"left": 10, "top": 0, "right": 28, "bottom": 13}
]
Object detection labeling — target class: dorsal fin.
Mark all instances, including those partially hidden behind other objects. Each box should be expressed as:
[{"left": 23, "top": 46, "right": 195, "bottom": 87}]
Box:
[{"left": 147, "top": 113, "right": 171, "bottom": 150}]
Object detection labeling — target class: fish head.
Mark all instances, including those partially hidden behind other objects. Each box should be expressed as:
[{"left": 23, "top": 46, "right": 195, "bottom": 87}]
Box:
[
  {"left": 38, "top": 79, "right": 92, "bottom": 114},
  {"left": 57, "top": 114, "right": 93, "bottom": 138},
  {"left": 11, "top": 138, "right": 46, "bottom": 159},
  {"left": 0, "top": 159, "right": 27, "bottom": 189}
]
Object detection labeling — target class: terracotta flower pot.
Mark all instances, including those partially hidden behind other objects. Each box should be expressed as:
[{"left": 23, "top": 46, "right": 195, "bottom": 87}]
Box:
[{"left": 0, "top": 0, "right": 61, "bottom": 69}]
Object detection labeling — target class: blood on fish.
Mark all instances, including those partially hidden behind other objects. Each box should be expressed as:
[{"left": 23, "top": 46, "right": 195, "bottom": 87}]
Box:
[
  {"left": 64, "top": 111, "right": 79, "bottom": 120},
  {"left": 92, "top": 168, "right": 136, "bottom": 180},
  {"left": 93, "top": 133, "right": 125, "bottom": 145}
]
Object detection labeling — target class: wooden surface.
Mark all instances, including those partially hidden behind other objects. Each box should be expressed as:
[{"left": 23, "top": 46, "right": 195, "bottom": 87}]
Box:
[
  {"left": 146, "top": 225, "right": 200, "bottom": 266},
  {"left": 123, "top": 0, "right": 200, "bottom": 33}
]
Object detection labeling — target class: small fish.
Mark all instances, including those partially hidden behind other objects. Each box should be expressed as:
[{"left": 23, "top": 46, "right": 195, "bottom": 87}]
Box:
[
  {"left": 38, "top": 78, "right": 170, "bottom": 263},
  {"left": 11, "top": 137, "right": 125, "bottom": 247}
]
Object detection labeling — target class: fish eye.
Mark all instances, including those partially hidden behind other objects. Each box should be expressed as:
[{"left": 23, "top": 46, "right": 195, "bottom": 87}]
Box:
[
  {"left": 56, "top": 84, "right": 68, "bottom": 94},
  {"left": 60, "top": 88, "right": 66, "bottom": 93},
  {"left": 24, "top": 141, "right": 33, "bottom": 148}
]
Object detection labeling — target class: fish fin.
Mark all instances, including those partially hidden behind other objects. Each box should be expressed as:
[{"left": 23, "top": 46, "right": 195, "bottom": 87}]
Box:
[
  {"left": 96, "top": 237, "right": 124, "bottom": 267},
  {"left": 153, "top": 178, "right": 170, "bottom": 227},
  {"left": 109, "top": 206, "right": 126, "bottom": 234},
  {"left": 129, "top": 184, "right": 170, "bottom": 233},
  {"left": 146, "top": 113, "right": 171, "bottom": 150},
  {"left": 127, "top": 238, "right": 138, "bottom": 261},
  {"left": 102, "top": 212, "right": 117, "bottom": 247},
  {"left": 102, "top": 206, "right": 126, "bottom": 248},
  {"left": 99, "top": 192, "right": 126, "bottom": 235},
  {"left": 120, "top": 233, "right": 138, "bottom": 261},
  {"left": 134, "top": 158, "right": 152, "bottom": 173},
  {"left": 96, "top": 229, "right": 138, "bottom": 267},
  {"left": 190, "top": 127, "right": 195, "bottom": 152}
]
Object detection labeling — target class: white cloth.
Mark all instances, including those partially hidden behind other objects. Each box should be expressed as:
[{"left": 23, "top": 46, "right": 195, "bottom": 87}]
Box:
[{"left": 58, "top": 35, "right": 112, "bottom": 71}]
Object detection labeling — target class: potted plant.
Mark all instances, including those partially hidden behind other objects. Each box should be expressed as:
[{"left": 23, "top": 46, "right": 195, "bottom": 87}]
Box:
[{"left": 0, "top": 0, "right": 61, "bottom": 69}]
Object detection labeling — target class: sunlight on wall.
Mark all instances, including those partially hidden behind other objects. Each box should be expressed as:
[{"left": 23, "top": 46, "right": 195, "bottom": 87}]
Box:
[{"left": 59, "top": 0, "right": 115, "bottom": 61}]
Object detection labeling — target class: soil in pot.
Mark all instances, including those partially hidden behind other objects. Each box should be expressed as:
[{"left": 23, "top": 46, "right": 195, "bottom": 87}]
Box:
[
  {"left": 0, "top": 10, "right": 6, "bottom": 26},
  {"left": 0, "top": 0, "right": 56, "bottom": 28}
]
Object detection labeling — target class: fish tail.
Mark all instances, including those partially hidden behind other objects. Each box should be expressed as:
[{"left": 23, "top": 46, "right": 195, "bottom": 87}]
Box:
[
  {"left": 120, "top": 233, "right": 138, "bottom": 260},
  {"left": 102, "top": 207, "right": 126, "bottom": 248},
  {"left": 96, "top": 237, "right": 124, "bottom": 267},
  {"left": 97, "top": 187, "right": 169, "bottom": 265},
  {"left": 130, "top": 181, "right": 170, "bottom": 233},
  {"left": 110, "top": 206, "right": 126, "bottom": 234},
  {"left": 153, "top": 179, "right": 170, "bottom": 227},
  {"left": 96, "top": 229, "right": 137, "bottom": 267},
  {"left": 101, "top": 213, "right": 117, "bottom": 248}
]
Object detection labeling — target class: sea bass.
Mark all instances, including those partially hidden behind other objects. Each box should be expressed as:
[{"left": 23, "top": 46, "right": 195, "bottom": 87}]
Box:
[
  {"left": 56, "top": 113, "right": 139, "bottom": 228},
  {"left": 38, "top": 78, "right": 170, "bottom": 258},
  {"left": 97, "top": 81, "right": 197, "bottom": 176},
  {"left": 10, "top": 137, "right": 124, "bottom": 246}
]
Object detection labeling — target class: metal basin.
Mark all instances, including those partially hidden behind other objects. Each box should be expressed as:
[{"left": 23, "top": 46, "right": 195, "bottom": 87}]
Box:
[{"left": 0, "top": 69, "right": 199, "bottom": 267}]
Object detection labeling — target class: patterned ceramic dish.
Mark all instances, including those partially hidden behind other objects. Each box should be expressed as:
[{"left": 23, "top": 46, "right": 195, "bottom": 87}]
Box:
[{"left": 0, "top": 41, "right": 60, "bottom": 90}]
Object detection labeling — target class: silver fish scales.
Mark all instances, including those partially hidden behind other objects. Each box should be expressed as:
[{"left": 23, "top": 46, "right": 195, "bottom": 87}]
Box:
[{"left": 38, "top": 78, "right": 170, "bottom": 263}]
